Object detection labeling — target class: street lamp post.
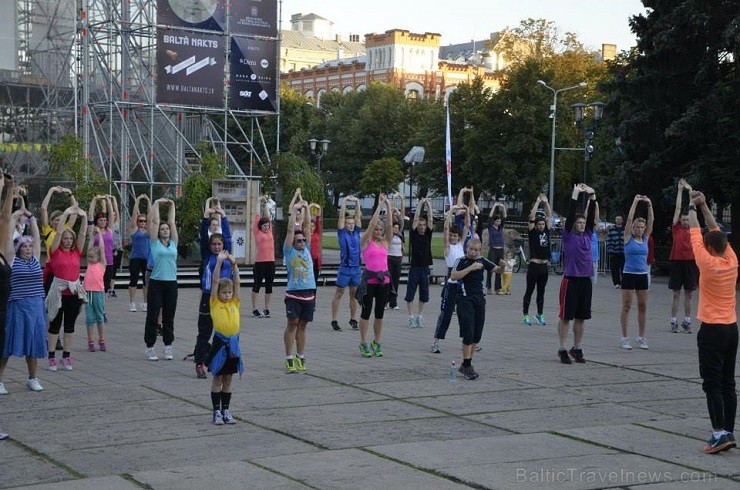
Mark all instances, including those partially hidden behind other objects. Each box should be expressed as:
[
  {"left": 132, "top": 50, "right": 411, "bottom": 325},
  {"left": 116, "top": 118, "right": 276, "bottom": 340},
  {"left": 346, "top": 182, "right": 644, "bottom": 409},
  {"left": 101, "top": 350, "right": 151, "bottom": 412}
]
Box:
[
  {"left": 308, "top": 138, "right": 330, "bottom": 173},
  {"left": 536, "top": 80, "right": 587, "bottom": 206},
  {"left": 571, "top": 101, "right": 606, "bottom": 183}
]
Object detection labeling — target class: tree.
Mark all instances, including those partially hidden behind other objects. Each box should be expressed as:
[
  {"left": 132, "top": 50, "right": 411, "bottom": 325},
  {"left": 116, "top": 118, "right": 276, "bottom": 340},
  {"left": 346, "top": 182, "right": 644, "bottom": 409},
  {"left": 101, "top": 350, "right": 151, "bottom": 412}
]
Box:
[
  {"left": 603, "top": 0, "right": 739, "bottom": 256},
  {"left": 495, "top": 18, "right": 585, "bottom": 66},
  {"left": 47, "top": 135, "right": 108, "bottom": 204},
  {"left": 174, "top": 142, "right": 226, "bottom": 246},
  {"left": 359, "top": 158, "right": 405, "bottom": 198},
  {"left": 265, "top": 152, "right": 324, "bottom": 209}
]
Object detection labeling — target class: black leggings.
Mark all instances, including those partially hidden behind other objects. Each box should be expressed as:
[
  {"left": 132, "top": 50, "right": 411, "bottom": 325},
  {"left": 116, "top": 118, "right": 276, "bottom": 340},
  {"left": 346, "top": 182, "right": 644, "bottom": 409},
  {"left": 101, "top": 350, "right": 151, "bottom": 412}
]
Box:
[
  {"left": 252, "top": 261, "right": 275, "bottom": 294},
  {"left": 486, "top": 248, "right": 504, "bottom": 290},
  {"left": 129, "top": 258, "right": 148, "bottom": 288},
  {"left": 609, "top": 253, "right": 624, "bottom": 286},
  {"left": 523, "top": 262, "right": 549, "bottom": 315},
  {"left": 387, "top": 255, "right": 402, "bottom": 307},
  {"left": 48, "top": 295, "right": 82, "bottom": 335},
  {"left": 360, "top": 283, "right": 390, "bottom": 320},
  {"left": 194, "top": 292, "right": 212, "bottom": 364},
  {"left": 104, "top": 264, "right": 115, "bottom": 292}
]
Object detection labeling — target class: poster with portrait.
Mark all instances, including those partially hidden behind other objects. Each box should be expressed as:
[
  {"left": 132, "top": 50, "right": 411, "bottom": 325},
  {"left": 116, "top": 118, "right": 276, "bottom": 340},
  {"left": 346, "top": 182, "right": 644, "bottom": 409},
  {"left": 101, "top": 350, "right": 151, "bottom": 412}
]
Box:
[
  {"left": 156, "top": 29, "right": 225, "bottom": 108},
  {"left": 157, "top": 0, "right": 226, "bottom": 32},
  {"left": 228, "top": 37, "right": 277, "bottom": 112},
  {"left": 230, "top": 0, "right": 278, "bottom": 38}
]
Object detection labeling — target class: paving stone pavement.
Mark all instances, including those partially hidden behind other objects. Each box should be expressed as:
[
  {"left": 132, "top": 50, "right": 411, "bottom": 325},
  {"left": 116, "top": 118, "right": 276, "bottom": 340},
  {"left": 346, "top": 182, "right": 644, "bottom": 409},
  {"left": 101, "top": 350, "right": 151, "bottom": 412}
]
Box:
[{"left": 1, "top": 263, "right": 738, "bottom": 489}]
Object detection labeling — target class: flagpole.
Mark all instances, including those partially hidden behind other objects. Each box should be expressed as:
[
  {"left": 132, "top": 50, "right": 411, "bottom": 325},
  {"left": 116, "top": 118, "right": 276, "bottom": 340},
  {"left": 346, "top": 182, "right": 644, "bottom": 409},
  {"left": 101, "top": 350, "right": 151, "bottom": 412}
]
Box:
[{"left": 445, "top": 105, "right": 453, "bottom": 207}]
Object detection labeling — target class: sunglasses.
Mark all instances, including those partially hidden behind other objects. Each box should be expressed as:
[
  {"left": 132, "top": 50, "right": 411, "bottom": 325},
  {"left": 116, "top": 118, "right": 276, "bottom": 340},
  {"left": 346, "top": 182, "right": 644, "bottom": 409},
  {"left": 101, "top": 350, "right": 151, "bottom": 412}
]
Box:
[
  {"left": 138, "top": 219, "right": 147, "bottom": 223},
  {"left": 295, "top": 238, "right": 306, "bottom": 243}
]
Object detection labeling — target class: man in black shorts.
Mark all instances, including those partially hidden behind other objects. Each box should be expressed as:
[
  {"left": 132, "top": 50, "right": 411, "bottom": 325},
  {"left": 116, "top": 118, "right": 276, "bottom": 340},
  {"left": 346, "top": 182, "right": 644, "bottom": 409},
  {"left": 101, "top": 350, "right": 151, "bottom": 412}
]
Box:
[
  {"left": 668, "top": 178, "right": 698, "bottom": 333},
  {"left": 557, "top": 184, "right": 598, "bottom": 364}
]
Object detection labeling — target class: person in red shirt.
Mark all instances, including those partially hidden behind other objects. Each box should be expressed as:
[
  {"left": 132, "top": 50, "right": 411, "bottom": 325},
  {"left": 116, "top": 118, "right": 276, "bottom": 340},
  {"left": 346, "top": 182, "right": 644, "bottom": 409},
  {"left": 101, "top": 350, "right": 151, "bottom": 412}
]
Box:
[
  {"left": 668, "top": 179, "right": 699, "bottom": 333},
  {"left": 688, "top": 190, "right": 737, "bottom": 454}
]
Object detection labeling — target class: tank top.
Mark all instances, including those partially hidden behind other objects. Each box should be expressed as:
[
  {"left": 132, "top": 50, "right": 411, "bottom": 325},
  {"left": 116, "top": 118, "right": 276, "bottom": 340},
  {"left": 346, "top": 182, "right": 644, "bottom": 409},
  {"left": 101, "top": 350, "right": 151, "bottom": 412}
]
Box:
[
  {"left": 130, "top": 229, "right": 150, "bottom": 259},
  {"left": 623, "top": 236, "right": 649, "bottom": 274},
  {"left": 93, "top": 229, "right": 115, "bottom": 264},
  {"left": 363, "top": 240, "right": 390, "bottom": 285},
  {"left": 388, "top": 234, "right": 403, "bottom": 257},
  {"left": 9, "top": 256, "right": 45, "bottom": 301}
]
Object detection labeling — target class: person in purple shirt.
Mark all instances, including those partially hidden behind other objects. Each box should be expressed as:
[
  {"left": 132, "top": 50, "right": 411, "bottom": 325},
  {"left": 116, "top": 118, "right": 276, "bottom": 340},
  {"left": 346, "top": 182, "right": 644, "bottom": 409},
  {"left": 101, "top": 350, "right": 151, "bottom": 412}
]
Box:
[{"left": 557, "top": 183, "right": 599, "bottom": 365}]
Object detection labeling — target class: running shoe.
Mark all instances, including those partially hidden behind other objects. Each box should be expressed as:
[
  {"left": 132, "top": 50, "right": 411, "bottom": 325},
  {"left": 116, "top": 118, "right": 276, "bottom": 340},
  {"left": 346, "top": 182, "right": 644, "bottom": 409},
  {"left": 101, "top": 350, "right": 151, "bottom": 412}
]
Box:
[
  {"left": 359, "top": 343, "right": 372, "bottom": 358},
  {"left": 457, "top": 365, "right": 478, "bottom": 380},
  {"left": 681, "top": 320, "right": 692, "bottom": 334},
  {"left": 213, "top": 409, "right": 224, "bottom": 425},
  {"left": 25, "top": 378, "right": 43, "bottom": 392},
  {"left": 99, "top": 340, "right": 107, "bottom": 352},
  {"left": 331, "top": 320, "right": 342, "bottom": 331},
  {"left": 523, "top": 315, "right": 532, "bottom": 326},
  {"left": 535, "top": 314, "right": 546, "bottom": 326},
  {"left": 0, "top": 382, "right": 8, "bottom": 395},
  {"left": 62, "top": 357, "right": 73, "bottom": 371},
  {"left": 163, "top": 345, "right": 173, "bottom": 360},
  {"left": 408, "top": 316, "right": 416, "bottom": 328},
  {"left": 195, "top": 363, "right": 207, "bottom": 379},
  {"left": 141, "top": 302, "right": 147, "bottom": 312},
  {"left": 129, "top": 302, "right": 137, "bottom": 312},
  {"left": 222, "top": 409, "right": 236, "bottom": 424},
  {"left": 670, "top": 321, "right": 679, "bottom": 333},
  {"left": 48, "top": 358, "right": 58, "bottom": 371},
  {"left": 252, "top": 309, "right": 263, "bottom": 318},
  {"left": 349, "top": 319, "right": 358, "bottom": 330},
  {"left": 294, "top": 355, "right": 307, "bottom": 372},
  {"left": 703, "top": 433, "right": 736, "bottom": 454},
  {"left": 88, "top": 340, "right": 95, "bottom": 352},
  {"left": 568, "top": 348, "right": 586, "bottom": 363},
  {"left": 558, "top": 349, "right": 572, "bottom": 364},
  {"left": 262, "top": 309, "right": 271, "bottom": 318},
  {"left": 635, "top": 336, "right": 650, "bottom": 350},
  {"left": 620, "top": 337, "right": 632, "bottom": 350},
  {"left": 145, "top": 347, "right": 158, "bottom": 361},
  {"left": 284, "top": 358, "right": 297, "bottom": 373},
  {"left": 371, "top": 340, "right": 383, "bottom": 357},
  {"left": 724, "top": 433, "right": 736, "bottom": 451},
  {"left": 431, "top": 340, "right": 441, "bottom": 354},
  {"left": 415, "top": 315, "right": 424, "bottom": 328}
]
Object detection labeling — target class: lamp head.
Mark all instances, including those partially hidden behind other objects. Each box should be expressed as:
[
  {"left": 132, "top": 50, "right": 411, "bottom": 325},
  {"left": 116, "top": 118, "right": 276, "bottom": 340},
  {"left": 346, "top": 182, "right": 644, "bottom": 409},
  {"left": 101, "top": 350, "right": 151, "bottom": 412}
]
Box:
[{"left": 308, "top": 138, "right": 318, "bottom": 152}]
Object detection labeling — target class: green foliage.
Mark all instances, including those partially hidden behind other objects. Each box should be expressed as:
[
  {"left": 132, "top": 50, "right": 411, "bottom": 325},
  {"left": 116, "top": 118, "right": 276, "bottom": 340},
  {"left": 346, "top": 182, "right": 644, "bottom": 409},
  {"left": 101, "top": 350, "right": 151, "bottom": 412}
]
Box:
[
  {"left": 266, "top": 152, "right": 324, "bottom": 209},
  {"left": 602, "top": 0, "right": 739, "bottom": 254},
  {"left": 359, "top": 158, "right": 405, "bottom": 196},
  {"left": 47, "top": 135, "right": 108, "bottom": 204},
  {"left": 174, "top": 142, "right": 227, "bottom": 245}
]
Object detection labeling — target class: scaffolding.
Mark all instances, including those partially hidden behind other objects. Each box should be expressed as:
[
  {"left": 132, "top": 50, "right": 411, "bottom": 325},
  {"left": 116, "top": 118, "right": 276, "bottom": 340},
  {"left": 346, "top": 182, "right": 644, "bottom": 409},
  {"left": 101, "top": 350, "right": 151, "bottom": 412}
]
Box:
[{"left": 2, "top": 0, "right": 274, "bottom": 218}]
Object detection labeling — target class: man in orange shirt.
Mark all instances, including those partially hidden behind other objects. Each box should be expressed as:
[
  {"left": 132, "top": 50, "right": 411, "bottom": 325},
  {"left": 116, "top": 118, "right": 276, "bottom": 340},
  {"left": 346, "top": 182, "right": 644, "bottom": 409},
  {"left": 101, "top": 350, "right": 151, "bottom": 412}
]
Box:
[{"left": 688, "top": 191, "right": 738, "bottom": 454}]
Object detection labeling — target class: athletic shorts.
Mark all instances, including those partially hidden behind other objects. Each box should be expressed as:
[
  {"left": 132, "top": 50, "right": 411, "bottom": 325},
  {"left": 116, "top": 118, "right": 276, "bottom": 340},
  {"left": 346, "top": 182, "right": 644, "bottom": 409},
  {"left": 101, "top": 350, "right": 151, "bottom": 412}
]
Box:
[
  {"left": 558, "top": 276, "right": 592, "bottom": 321},
  {"left": 621, "top": 272, "right": 649, "bottom": 291},
  {"left": 285, "top": 297, "right": 315, "bottom": 323},
  {"left": 668, "top": 260, "right": 699, "bottom": 291},
  {"left": 336, "top": 265, "right": 362, "bottom": 288}
]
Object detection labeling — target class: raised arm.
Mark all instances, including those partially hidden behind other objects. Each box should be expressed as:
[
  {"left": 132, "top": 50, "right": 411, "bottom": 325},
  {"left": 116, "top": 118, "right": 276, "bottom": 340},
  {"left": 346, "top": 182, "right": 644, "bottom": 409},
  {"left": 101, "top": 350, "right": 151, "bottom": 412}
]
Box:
[
  {"left": 88, "top": 195, "right": 99, "bottom": 220},
  {"left": 284, "top": 191, "right": 302, "bottom": 248},
  {"left": 644, "top": 196, "right": 654, "bottom": 237},
  {"left": 528, "top": 195, "right": 542, "bottom": 231},
  {"left": 673, "top": 179, "right": 691, "bottom": 224},
  {"left": 108, "top": 195, "right": 120, "bottom": 228},
  {"left": 148, "top": 198, "right": 162, "bottom": 237},
  {"left": 74, "top": 207, "right": 88, "bottom": 251},
  {"left": 353, "top": 196, "right": 362, "bottom": 230},
  {"left": 165, "top": 199, "right": 178, "bottom": 243},
  {"left": 50, "top": 207, "right": 74, "bottom": 252},
  {"left": 565, "top": 184, "right": 585, "bottom": 232},
  {"left": 0, "top": 172, "right": 15, "bottom": 248},
  {"left": 624, "top": 195, "right": 640, "bottom": 241},
  {"left": 40, "top": 186, "right": 59, "bottom": 228},
  {"left": 337, "top": 196, "right": 348, "bottom": 229},
  {"left": 90, "top": 226, "right": 107, "bottom": 266},
  {"left": 412, "top": 197, "right": 424, "bottom": 230},
  {"left": 28, "top": 212, "right": 40, "bottom": 260},
  {"left": 690, "top": 191, "right": 718, "bottom": 230},
  {"left": 361, "top": 194, "right": 385, "bottom": 247},
  {"left": 299, "top": 200, "right": 311, "bottom": 236}
]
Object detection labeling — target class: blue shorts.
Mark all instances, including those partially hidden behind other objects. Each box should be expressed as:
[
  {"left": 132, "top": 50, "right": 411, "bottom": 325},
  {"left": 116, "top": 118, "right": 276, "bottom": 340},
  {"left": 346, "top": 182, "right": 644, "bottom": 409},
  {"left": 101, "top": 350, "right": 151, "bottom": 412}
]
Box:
[
  {"left": 404, "top": 266, "right": 430, "bottom": 303},
  {"left": 285, "top": 297, "right": 316, "bottom": 323},
  {"left": 336, "top": 266, "right": 361, "bottom": 288}
]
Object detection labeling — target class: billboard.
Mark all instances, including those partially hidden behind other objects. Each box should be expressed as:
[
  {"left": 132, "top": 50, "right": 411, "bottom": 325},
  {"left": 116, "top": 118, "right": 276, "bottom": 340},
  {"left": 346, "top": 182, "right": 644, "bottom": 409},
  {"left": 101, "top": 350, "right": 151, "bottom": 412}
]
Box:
[
  {"left": 0, "top": 2, "right": 17, "bottom": 71},
  {"left": 156, "top": 29, "right": 225, "bottom": 108},
  {"left": 229, "top": 37, "right": 277, "bottom": 112},
  {"left": 230, "top": 0, "right": 278, "bottom": 38},
  {"left": 157, "top": 0, "right": 226, "bottom": 32}
]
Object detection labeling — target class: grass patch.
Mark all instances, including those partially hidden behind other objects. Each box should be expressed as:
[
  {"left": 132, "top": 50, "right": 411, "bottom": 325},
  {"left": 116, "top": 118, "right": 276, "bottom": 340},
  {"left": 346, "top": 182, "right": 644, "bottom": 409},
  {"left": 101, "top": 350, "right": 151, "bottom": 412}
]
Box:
[{"left": 321, "top": 232, "right": 445, "bottom": 259}]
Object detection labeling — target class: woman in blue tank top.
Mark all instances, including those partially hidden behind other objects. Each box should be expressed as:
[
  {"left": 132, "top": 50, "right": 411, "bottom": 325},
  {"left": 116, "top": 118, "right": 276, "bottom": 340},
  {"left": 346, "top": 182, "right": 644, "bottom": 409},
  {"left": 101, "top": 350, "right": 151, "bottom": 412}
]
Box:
[{"left": 619, "top": 194, "right": 654, "bottom": 351}]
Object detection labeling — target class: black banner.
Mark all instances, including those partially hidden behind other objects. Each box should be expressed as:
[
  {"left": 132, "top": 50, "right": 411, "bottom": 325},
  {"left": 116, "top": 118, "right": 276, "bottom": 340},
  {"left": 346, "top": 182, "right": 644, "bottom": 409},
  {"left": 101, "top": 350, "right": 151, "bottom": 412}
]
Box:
[
  {"left": 229, "top": 37, "right": 277, "bottom": 112},
  {"left": 156, "top": 29, "right": 225, "bottom": 108},
  {"left": 157, "top": 0, "right": 226, "bottom": 33},
  {"left": 230, "top": 0, "right": 278, "bottom": 38}
]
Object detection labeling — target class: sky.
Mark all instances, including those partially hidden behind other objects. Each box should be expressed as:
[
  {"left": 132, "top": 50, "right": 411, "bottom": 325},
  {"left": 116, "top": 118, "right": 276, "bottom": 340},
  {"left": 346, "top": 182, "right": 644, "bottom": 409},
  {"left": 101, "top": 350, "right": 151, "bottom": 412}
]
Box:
[{"left": 279, "top": 0, "right": 648, "bottom": 52}]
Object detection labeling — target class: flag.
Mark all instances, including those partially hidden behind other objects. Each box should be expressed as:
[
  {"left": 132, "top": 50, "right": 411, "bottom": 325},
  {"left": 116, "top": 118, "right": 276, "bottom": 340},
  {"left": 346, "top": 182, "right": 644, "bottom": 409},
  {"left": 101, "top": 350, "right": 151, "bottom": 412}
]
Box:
[{"left": 445, "top": 104, "right": 453, "bottom": 206}]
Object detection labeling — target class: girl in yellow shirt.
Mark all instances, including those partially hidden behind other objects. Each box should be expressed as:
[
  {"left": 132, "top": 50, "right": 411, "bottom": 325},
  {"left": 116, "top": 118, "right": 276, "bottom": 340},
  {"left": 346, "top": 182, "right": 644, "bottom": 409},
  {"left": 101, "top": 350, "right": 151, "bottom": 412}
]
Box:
[{"left": 206, "top": 251, "right": 243, "bottom": 425}]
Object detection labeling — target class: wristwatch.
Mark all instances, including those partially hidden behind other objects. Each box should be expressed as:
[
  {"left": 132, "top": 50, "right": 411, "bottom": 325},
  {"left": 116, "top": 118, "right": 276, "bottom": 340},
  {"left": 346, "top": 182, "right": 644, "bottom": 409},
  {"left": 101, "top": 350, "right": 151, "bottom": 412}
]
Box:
[{"left": 688, "top": 204, "right": 697, "bottom": 211}]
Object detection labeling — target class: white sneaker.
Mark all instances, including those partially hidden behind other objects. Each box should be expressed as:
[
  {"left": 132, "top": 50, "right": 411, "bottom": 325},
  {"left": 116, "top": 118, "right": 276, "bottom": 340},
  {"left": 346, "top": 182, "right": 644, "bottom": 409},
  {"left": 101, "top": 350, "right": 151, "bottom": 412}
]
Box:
[
  {"left": 129, "top": 302, "right": 137, "bottom": 312},
  {"left": 408, "top": 316, "right": 416, "bottom": 328},
  {"left": 620, "top": 337, "right": 632, "bottom": 350},
  {"left": 163, "top": 345, "right": 173, "bottom": 360},
  {"left": 141, "top": 303, "right": 147, "bottom": 312},
  {"left": 416, "top": 315, "right": 424, "bottom": 328},
  {"left": 25, "top": 377, "right": 43, "bottom": 392},
  {"left": 145, "top": 347, "right": 158, "bottom": 361},
  {"left": 0, "top": 382, "right": 7, "bottom": 395},
  {"left": 636, "top": 336, "right": 650, "bottom": 350}
]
